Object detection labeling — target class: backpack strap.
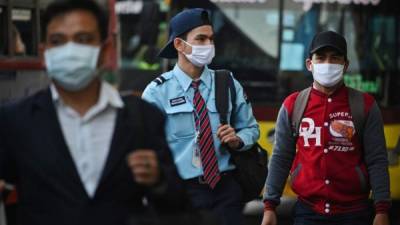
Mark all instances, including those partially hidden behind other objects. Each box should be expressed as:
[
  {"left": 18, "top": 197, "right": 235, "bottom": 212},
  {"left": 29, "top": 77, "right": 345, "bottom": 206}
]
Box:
[
  {"left": 228, "top": 74, "right": 237, "bottom": 125},
  {"left": 292, "top": 87, "right": 311, "bottom": 138},
  {"left": 215, "top": 70, "right": 236, "bottom": 125},
  {"left": 347, "top": 87, "right": 365, "bottom": 145}
]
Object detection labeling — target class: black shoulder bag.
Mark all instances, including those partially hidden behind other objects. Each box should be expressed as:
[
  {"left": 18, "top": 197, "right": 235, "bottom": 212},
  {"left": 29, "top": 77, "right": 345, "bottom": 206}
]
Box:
[{"left": 214, "top": 69, "right": 268, "bottom": 202}]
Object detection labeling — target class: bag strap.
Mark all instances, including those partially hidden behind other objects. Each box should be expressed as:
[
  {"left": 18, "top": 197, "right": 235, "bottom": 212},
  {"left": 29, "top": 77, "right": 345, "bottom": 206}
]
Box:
[
  {"left": 215, "top": 70, "right": 236, "bottom": 125},
  {"left": 292, "top": 87, "right": 311, "bottom": 137},
  {"left": 347, "top": 87, "right": 365, "bottom": 145}
]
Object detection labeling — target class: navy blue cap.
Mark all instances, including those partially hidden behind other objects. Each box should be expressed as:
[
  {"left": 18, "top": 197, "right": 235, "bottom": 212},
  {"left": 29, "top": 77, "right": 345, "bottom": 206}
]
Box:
[
  {"left": 158, "top": 8, "right": 211, "bottom": 59},
  {"left": 309, "top": 31, "right": 347, "bottom": 57}
]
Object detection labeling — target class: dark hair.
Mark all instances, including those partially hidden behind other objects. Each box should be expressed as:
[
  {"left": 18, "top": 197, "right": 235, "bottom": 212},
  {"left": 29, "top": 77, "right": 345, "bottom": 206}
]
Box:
[{"left": 42, "top": 0, "right": 108, "bottom": 42}]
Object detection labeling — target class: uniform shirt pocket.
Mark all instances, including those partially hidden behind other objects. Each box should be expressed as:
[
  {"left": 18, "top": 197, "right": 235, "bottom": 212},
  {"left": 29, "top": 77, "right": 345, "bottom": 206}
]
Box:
[{"left": 165, "top": 103, "right": 195, "bottom": 139}]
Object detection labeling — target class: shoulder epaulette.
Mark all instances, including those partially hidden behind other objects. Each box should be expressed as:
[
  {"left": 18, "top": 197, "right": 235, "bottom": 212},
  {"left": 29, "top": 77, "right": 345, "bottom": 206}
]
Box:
[{"left": 153, "top": 75, "right": 167, "bottom": 85}]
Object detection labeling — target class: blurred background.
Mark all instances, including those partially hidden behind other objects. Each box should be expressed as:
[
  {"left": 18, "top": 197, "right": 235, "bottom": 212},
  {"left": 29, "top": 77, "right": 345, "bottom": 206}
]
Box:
[{"left": 0, "top": 0, "right": 399, "bottom": 224}]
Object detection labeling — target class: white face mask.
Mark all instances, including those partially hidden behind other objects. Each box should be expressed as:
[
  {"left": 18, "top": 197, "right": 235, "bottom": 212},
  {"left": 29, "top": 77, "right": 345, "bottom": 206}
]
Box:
[
  {"left": 312, "top": 63, "right": 344, "bottom": 87},
  {"left": 45, "top": 42, "right": 100, "bottom": 92},
  {"left": 180, "top": 39, "right": 215, "bottom": 67}
]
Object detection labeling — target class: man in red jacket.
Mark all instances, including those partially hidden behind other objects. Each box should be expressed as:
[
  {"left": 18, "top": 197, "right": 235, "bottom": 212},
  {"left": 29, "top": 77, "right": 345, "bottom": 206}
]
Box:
[{"left": 261, "top": 31, "right": 390, "bottom": 225}]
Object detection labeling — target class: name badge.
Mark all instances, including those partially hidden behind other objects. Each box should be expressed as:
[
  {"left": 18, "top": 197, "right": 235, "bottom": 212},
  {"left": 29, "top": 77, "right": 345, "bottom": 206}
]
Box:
[{"left": 169, "top": 97, "right": 186, "bottom": 107}]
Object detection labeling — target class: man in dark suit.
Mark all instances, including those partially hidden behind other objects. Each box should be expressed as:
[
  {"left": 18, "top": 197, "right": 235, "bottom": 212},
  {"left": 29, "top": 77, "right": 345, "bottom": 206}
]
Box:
[{"left": 0, "top": 0, "right": 186, "bottom": 224}]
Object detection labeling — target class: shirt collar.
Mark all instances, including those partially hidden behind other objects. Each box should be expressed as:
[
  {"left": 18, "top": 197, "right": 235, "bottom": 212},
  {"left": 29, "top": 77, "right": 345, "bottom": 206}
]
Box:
[
  {"left": 173, "top": 64, "right": 212, "bottom": 92},
  {"left": 311, "top": 82, "right": 347, "bottom": 98},
  {"left": 50, "top": 84, "right": 60, "bottom": 103},
  {"left": 100, "top": 82, "right": 124, "bottom": 108},
  {"left": 50, "top": 81, "right": 124, "bottom": 109}
]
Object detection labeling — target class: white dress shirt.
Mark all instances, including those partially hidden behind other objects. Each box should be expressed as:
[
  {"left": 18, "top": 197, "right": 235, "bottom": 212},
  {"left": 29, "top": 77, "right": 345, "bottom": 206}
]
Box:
[{"left": 51, "top": 82, "right": 124, "bottom": 197}]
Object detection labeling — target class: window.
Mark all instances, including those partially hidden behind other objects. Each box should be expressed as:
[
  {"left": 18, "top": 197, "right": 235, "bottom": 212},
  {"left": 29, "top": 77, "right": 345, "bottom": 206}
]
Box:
[
  {"left": 117, "top": 0, "right": 167, "bottom": 70},
  {"left": 12, "top": 8, "right": 35, "bottom": 56},
  {"left": 0, "top": 0, "right": 45, "bottom": 70},
  {"left": 115, "top": 0, "right": 170, "bottom": 93}
]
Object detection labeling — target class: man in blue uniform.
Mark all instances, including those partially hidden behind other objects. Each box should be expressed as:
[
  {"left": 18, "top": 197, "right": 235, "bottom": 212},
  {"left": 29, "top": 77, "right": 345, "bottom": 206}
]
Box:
[{"left": 142, "top": 8, "right": 260, "bottom": 225}]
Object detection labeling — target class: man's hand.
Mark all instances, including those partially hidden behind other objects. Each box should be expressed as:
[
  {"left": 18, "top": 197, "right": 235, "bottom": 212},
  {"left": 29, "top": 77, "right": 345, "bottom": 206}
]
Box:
[
  {"left": 261, "top": 210, "right": 277, "bottom": 225},
  {"left": 217, "top": 124, "right": 242, "bottom": 149},
  {"left": 373, "top": 213, "right": 390, "bottom": 225},
  {"left": 127, "top": 149, "right": 160, "bottom": 186}
]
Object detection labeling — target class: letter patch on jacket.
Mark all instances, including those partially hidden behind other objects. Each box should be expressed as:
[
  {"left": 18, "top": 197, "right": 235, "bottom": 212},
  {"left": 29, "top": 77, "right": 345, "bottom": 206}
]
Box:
[
  {"left": 169, "top": 97, "right": 186, "bottom": 107},
  {"left": 299, "top": 118, "right": 321, "bottom": 147}
]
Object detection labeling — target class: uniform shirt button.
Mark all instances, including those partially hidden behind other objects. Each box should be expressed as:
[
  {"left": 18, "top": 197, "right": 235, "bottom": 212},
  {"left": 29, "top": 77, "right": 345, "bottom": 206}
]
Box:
[
  {"left": 325, "top": 208, "right": 330, "bottom": 213},
  {"left": 325, "top": 203, "right": 330, "bottom": 208},
  {"left": 328, "top": 98, "right": 332, "bottom": 103},
  {"left": 325, "top": 179, "right": 330, "bottom": 185},
  {"left": 324, "top": 149, "right": 328, "bottom": 153},
  {"left": 324, "top": 122, "right": 329, "bottom": 127}
]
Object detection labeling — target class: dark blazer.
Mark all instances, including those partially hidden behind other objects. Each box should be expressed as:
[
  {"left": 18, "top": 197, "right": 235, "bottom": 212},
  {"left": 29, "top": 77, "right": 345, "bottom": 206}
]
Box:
[{"left": 0, "top": 89, "right": 187, "bottom": 225}]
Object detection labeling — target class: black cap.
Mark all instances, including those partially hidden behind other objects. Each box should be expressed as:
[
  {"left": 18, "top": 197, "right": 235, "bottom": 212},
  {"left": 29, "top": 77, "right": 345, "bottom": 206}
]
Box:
[
  {"left": 309, "top": 31, "right": 347, "bottom": 57},
  {"left": 158, "top": 8, "right": 211, "bottom": 59}
]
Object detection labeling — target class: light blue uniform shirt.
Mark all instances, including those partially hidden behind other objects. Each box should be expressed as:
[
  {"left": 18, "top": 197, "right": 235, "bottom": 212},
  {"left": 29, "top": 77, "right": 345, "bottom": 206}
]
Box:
[{"left": 142, "top": 65, "right": 260, "bottom": 179}]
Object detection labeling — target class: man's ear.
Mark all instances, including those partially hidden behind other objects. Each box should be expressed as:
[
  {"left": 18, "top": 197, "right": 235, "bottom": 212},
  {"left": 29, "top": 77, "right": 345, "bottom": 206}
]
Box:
[
  {"left": 343, "top": 60, "right": 349, "bottom": 73},
  {"left": 173, "top": 38, "right": 183, "bottom": 52},
  {"left": 98, "top": 38, "right": 115, "bottom": 70},
  {"left": 306, "top": 58, "right": 313, "bottom": 72}
]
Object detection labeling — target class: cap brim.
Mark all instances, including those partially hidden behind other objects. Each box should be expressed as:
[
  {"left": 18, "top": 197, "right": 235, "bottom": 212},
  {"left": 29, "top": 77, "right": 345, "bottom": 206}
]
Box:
[
  {"left": 158, "top": 40, "right": 178, "bottom": 59},
  {"left": 310, "top": 44, "right": 345, "bottom": 55}
]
